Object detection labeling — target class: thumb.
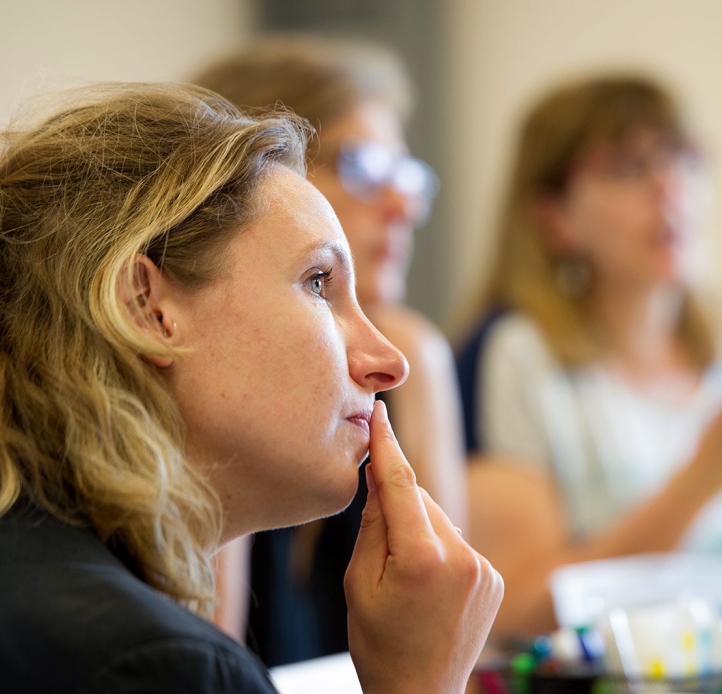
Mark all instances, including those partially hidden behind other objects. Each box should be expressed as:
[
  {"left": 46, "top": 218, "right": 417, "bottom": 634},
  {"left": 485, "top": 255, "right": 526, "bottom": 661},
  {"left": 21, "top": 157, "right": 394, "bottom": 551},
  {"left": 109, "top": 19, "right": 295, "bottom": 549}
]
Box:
[{"left": 347, "top": 464, "right": 389, "bottom": 587}]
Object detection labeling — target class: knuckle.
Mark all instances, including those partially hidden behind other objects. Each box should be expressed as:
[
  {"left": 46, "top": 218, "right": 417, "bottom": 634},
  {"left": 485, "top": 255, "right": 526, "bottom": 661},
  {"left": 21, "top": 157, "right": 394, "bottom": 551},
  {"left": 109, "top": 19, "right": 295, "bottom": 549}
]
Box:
[
  {"left": 343, "top": 558, "right": 369, "bottom": 606},
  {"left": 475, "top": 553, "right": 505, "bottom": 602},
  {"left": 491, "top": 567, "right": 505, "bottom": 601},
  {"left": 449, "top": 547, "right": 504, "bottom": 602},
  {"left": 452, "top": 546, "right": 484, "bottom": 588},
  {"left": 407, "top": 538, "right": 444, "bottom": 576},
  {"left": 385, "top": 461, "right": 417, "bottom": 489},
  {"left": 343, "top": 563, "right": 360, "bottom": 597},
  {"left": 495, "top": 573, "right": 505, "bottom": 603},
  {"left": 359, "top": 504, "right": 382, "bottom": 530}
]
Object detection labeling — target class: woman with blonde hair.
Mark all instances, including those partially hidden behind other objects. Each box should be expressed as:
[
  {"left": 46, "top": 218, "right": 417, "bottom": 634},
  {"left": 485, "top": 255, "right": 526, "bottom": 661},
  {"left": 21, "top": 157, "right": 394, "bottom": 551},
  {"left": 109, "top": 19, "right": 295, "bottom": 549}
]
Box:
[
  {"left": 193, "top": 35, "right": 467, "bottom": 664},
  {"left": 0, "top": 82, "right": 502, "bottom": 692},
  {"left": 456, "top": 74, "right": 722, "bottom": 638}
]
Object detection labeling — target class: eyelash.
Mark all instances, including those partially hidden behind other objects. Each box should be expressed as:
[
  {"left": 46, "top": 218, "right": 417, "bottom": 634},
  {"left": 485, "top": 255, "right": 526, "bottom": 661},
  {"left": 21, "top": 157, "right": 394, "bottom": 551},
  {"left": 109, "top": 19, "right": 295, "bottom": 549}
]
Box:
[{"left": 307, "top": 268, "right": 335, "bottom": 299}]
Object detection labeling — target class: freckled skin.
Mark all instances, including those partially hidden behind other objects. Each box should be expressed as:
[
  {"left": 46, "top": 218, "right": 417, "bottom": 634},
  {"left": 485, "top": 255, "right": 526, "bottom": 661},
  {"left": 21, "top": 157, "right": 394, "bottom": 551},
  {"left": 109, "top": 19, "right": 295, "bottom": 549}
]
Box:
[{"left": 161, "top": 166, "right": 407, "bottom": 540}]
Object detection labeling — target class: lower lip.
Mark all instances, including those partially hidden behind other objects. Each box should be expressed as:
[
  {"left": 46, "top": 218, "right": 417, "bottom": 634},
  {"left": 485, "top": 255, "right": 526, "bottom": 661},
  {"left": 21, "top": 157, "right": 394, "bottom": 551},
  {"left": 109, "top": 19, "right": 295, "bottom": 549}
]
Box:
[{"left": 347, "top": 417, "right": 370, "bottom": 435}]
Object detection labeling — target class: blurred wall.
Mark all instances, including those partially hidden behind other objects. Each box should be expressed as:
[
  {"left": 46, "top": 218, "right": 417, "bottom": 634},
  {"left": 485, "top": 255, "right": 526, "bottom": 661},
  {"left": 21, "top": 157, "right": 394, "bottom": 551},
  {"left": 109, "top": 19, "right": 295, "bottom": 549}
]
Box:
[
  {"left": 444, "top": 0, "right": 722, "bottom": 334},
  {"left": 0, "top": 0, "right": 255, "bottom": 123}
]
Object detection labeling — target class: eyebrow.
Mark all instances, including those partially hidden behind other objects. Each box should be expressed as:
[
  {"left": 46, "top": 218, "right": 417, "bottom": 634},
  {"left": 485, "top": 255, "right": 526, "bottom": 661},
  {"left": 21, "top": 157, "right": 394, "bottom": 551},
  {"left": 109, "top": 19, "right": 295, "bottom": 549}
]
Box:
[{"left": 297, "top": 240, "right": 354, "bottom": 277}]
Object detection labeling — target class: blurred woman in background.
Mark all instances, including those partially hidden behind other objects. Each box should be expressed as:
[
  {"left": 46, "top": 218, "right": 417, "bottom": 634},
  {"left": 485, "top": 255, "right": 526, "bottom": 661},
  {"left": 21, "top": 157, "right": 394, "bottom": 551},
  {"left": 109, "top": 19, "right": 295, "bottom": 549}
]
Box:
[
  {"left": 194, "top": 34, "right": 468, "bottom": 664},
  {"left": 456, "top": 75, "right": 722, "bottom": 638}
]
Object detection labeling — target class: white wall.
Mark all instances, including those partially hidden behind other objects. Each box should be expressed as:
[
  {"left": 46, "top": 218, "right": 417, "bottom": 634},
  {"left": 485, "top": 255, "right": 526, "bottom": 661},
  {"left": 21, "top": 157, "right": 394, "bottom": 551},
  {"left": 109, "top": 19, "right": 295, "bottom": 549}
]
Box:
[
  {"left": 0, "top": 0, "right": 255, "bottom": 122},
  {"left": 443, "top": 0, "right": 722, "bottom": 319}
]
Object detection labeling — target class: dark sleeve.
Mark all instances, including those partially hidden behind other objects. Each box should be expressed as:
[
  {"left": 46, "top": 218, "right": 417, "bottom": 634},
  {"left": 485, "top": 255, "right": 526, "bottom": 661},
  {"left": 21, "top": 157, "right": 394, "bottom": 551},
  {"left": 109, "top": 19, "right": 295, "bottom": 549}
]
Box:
[{"left": 74, "top": 637, "right": 278, "bottom": 694}]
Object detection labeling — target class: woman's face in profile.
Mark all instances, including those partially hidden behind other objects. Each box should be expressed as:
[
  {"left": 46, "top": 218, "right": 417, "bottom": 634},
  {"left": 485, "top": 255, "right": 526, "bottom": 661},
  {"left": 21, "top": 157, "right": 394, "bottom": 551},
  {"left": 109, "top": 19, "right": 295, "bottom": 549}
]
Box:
[
  {"left": 165, "top": 165, "right": 407, "bottom": 538},
  {"left": 309, "top": 101, "right": 424, "bottom": 308},
  {"left": 553, "top": 129, "right": 704, "bottom": 289}
]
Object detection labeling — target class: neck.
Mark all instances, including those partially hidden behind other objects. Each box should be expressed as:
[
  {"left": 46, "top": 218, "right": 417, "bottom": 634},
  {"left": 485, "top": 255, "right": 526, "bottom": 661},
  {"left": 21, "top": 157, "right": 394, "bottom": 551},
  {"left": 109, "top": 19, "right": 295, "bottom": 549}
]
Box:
[{"left": 589, "top": 278, "right": 688, "bottom": 376}]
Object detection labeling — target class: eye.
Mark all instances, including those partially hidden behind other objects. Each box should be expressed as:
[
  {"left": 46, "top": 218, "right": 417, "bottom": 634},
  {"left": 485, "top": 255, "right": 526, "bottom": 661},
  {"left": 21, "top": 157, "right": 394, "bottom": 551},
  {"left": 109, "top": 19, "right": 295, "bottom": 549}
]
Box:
[
  {"left": 306, "top": 269, "right": 334, "bottom": 299},
  {"left": 309, "top": 274, "right": 324, "bottom": 295}
]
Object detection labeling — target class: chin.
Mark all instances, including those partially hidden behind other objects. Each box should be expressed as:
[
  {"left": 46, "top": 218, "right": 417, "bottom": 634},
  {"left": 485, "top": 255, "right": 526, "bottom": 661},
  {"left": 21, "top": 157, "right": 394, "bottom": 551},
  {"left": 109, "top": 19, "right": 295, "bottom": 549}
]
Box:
[
  {"left": 262, "top": 474, "right": 361, "bottom": 530},
  {"left": 650, "top": 265, "right": 686, "bottom": 286},
  {"left": 320, "top": 461, "right": 362, "bottom": 519}
]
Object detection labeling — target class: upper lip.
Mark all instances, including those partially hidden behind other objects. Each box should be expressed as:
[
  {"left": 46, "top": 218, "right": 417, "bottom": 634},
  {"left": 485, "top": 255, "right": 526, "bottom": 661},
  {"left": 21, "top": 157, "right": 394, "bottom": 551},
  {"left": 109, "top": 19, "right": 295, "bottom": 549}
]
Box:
[{"left": 346, "top": 408, "right": 373, "bottom": 423}]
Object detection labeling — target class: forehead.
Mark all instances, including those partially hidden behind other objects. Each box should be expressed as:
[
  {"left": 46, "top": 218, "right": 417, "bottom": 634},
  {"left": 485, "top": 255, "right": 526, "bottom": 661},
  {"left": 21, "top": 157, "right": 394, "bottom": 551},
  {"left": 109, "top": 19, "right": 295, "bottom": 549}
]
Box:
[{"left": 249, "top": 164, "right": 350, "bottom": 251}]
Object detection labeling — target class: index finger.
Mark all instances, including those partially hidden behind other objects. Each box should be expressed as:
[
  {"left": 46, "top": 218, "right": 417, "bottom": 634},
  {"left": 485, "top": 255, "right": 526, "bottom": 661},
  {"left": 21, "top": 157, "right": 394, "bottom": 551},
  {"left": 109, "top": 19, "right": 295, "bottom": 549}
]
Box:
[{"left": 368, "top": 400, "right": 435, "bottom": 548}]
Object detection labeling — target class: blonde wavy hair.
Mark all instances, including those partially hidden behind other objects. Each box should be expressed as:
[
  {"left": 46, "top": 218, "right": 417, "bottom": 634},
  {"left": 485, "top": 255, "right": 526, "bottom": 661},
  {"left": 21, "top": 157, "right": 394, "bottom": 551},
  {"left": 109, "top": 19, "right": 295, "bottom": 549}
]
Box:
[
  {"left": 0, "top": 83, "right": 309, "bottom": 617},
  {"left": 475, "top": 75, "right": 716, "bottom": 367}
]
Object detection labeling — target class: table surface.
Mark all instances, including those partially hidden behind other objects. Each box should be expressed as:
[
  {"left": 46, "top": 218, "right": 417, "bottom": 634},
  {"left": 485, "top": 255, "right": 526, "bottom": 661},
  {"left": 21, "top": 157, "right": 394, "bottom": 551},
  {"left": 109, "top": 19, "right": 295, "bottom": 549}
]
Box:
[{"left": 269, "top": 652, "right": 362, "bottom": 694}]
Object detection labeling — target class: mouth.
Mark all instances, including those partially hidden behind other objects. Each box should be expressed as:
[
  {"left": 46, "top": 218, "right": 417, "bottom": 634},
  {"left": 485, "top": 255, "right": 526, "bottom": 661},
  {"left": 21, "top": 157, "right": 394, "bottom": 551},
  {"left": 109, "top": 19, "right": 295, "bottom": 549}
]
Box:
[
  {"left": 346, "top": 409, "right": 373, "bottom": 435},
  {"left": 377, "top": 237, "right": 411, "bottom": 264},
  {"left": 654, "top": 224, "right": 686, "bottom": 250}
]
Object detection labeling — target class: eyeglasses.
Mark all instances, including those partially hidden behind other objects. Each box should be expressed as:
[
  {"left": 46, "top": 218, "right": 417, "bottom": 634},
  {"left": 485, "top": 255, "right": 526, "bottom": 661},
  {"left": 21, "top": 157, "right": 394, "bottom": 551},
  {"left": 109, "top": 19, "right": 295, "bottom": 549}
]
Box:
[
  {"left": 571, "top": 139, "right": 702, "bottom": 185},
  {"left": 331, "top": 140, "right": 440, "bottom": 221}
]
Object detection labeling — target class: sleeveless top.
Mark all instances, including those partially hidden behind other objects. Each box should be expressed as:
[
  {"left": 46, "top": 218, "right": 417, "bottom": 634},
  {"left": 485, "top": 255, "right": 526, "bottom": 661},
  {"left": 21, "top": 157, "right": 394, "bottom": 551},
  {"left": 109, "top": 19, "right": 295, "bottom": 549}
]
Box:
[{"left": 456, "top": 310, "right": 722, "bottom": 548}]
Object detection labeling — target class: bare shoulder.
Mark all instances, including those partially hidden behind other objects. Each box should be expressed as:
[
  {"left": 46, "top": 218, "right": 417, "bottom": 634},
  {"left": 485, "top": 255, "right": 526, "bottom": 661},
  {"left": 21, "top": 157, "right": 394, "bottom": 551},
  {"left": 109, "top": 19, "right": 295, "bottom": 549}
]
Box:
[{"left": 467, "top": 455, "right": 566, "bottom": 559}]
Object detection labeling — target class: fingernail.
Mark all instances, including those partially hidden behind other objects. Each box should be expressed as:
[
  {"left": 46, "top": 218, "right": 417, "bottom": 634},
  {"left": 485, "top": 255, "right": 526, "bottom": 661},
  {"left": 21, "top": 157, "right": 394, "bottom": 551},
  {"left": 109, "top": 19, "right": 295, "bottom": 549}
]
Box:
[{"left": 373, "top": 399, "right": 388, "bottom": 424}]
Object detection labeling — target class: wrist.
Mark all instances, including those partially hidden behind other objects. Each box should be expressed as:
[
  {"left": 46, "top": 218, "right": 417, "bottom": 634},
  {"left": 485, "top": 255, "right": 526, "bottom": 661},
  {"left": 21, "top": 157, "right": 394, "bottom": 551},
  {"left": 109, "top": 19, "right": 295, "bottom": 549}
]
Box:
[
  {"left": 674, "top": 460, "right": 719, "bottom": 507},
  {"left": 358, "top": 669, "right": 469, "bottom": 694}
]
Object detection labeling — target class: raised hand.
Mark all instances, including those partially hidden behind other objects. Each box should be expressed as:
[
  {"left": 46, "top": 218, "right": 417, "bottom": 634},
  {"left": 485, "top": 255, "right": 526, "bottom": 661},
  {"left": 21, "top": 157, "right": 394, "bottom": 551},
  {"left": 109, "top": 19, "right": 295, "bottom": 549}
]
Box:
[{"left": 345, "top": 401, "right": 503, "bottom": 694}]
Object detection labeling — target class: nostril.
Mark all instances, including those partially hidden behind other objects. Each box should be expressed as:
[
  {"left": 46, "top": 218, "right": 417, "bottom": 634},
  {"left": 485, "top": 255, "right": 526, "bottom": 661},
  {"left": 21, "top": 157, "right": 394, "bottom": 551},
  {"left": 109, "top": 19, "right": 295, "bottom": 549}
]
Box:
[{"left": 369, "top": 372, "right": 397, "bottom": 385}]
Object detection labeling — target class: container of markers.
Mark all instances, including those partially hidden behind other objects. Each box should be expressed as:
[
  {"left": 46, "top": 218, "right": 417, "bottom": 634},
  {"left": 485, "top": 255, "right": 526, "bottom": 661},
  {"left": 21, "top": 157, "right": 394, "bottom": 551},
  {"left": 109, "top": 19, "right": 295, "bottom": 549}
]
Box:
[{"left": 473, "top": 609, "right": 722, "bottom": 694}]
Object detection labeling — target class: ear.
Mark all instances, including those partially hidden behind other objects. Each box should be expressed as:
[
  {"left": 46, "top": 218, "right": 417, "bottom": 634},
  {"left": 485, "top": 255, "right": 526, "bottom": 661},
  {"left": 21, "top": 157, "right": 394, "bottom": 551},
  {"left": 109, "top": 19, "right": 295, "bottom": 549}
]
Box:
[
  {"left": 118, "top": 254, "right": 176, "bottom": 368},
  {"left": 530, "top": 192, "right": 583, "bottom": 255}
]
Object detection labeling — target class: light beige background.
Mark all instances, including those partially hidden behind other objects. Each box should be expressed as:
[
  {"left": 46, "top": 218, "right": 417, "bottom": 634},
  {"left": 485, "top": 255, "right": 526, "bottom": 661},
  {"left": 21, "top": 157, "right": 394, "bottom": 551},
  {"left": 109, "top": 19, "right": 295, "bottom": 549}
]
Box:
[
  {"left": 0, "top": 0, "right": 254, "bottom": 123},
  {"left": 442, "top": 0, "right": 722, "bottom": 326}
]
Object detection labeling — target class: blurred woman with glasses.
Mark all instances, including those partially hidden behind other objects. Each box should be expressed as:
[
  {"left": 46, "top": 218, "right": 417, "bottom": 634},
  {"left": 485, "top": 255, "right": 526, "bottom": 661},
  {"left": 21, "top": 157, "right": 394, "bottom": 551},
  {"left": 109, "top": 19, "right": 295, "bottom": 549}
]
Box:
[
  {"left": 456, "top": 75, "right": 722, "bottom": 638},
  {"left": 193, "top": 35, "right": 467, "bottom": 665}
]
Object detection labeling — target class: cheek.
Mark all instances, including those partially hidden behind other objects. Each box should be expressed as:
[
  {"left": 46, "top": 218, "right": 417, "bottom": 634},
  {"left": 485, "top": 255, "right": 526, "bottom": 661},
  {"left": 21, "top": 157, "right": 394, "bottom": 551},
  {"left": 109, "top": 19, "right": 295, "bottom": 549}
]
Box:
[
  {"left": 577, "top": 193, "right": 646, "bottom": 257},
  {"left": 258, "top": 312, "right": 349, "bottom": 414},
  {"left": 207, "top": 316, "right": 348, "bottom": 458},
  {"left": 191, "top": 305, "right": 339, "bottom": 409}
]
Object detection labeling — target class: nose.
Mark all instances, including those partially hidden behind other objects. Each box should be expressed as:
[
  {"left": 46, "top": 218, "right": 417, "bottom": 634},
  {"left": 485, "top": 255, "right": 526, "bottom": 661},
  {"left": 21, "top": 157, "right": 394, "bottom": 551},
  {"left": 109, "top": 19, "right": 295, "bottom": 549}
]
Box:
[
  {"left": 378, "top": 184, "right": 422, "bottom": 226},
  {"left": 649, "top": 152, "right": 688, "bottom": 202},
  {"left": 347, "top": 311, "right": 409, "bottom": 394}
]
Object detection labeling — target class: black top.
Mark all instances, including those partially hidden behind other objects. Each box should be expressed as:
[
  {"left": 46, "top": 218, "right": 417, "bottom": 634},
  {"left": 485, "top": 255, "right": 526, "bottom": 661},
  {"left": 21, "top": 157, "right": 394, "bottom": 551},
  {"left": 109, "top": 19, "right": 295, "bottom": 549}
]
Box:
[
  {"left": 455, "top": 306, "right": 510, "bottom": 454},
  {"left": 247, "top": 462, "right": 368, "bottom": 666},
  {"left": 0, "top": 507, "right": 277, "bottom": 694},
  {"left": 246, "top": 391, "right": 386, "bottom": 667}
]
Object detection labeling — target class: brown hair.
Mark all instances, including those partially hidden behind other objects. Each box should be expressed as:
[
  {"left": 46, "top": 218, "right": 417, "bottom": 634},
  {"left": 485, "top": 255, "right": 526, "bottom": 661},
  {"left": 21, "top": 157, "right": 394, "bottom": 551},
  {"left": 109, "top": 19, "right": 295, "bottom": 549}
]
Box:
[
  {"left": 476, "top": 75, "right": 716, "bottom": 367},
  {"left": 191, "top": 33, "right": 412, "bottom": 150},
  {"left": 0, "top": 82, "right": 309, "bottom": 616}
]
